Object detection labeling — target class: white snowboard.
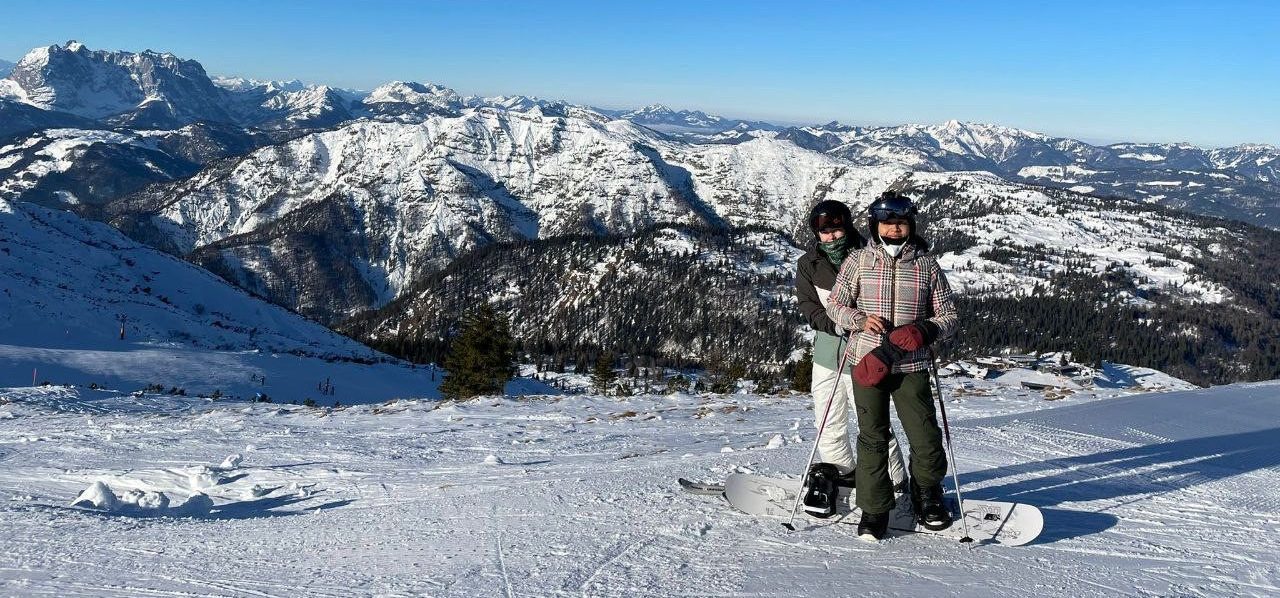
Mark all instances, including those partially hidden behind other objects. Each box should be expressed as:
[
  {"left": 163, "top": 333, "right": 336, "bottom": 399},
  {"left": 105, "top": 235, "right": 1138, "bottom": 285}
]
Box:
[{"left": 722, "top": 473, "right": 1044, "bottom": 546}]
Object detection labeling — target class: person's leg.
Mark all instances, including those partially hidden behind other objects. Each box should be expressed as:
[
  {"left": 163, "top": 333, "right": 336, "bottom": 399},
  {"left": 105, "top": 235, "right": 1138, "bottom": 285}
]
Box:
[
  {"left": 891, "top": 371, "right": 952, "bottom": 529},
  {"left": 811, "top": 361, "right": 855, "bottom": 473},
  {"left": 886, "top": 430, "right": 908, "bottom": 490},
  {"left": 890, "top": 371, "right": 946, "bottom": 487},
  {"left": 852, "top": 374, "right": 896, "bottom": 514}
]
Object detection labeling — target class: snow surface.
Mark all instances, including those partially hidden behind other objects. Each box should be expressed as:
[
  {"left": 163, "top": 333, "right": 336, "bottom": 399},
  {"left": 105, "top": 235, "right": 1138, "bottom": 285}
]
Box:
[{"left": 1, "top": 368, "right": 1276, "bottom": 596}]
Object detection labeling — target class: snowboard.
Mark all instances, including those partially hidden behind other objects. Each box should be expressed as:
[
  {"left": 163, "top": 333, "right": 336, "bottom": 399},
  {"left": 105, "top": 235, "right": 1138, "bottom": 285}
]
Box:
[{"left": 683, "top": 474, "right": 1043, "bottom": 546}]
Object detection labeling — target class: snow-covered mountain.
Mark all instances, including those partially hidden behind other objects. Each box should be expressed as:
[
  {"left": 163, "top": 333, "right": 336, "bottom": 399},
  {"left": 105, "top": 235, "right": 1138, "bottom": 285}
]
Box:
[
  {"left": 3, "top": 41, "right": 1278, "bottom": 384},
  {"left": 3, "top": 41, "right": 241, "bottom": 127},
  {"left": 601, "top": 103, "right": 781, "bottom": 138},
  {"left": 338, "top": 171, "right": 1280, "bottom": 385},
  {"left": 111, "top": 109, "right": 906, "bottom": 322},
  {"left": 4, "top": 42, "right": 1276, "bottom": 228},
  {"left": 112, "top": 100, "right": 1265, "bottom": 328},
  {"left": 0, "top": 59, "right": 14, "bottom": 78},
  {"left": 0, "top": 194, "right": 439, "bottom": 401},
  {"left": 0, "top": 195, "right": 382, "bottom": 355},
  {"left": 0, "top": 124, "right": 300, "bottom": 208},
  {"left": 0, "top": 98, "right": 97, "bottom": 140},
  {"left": 774, "top": 120, "right": 1280, "bottom": 227},
  {"left": 360, "top": 80, "right": 463, "bottom": 117},
  {"left": 0, "top": 42, "right": 363, "bottom": 130}
]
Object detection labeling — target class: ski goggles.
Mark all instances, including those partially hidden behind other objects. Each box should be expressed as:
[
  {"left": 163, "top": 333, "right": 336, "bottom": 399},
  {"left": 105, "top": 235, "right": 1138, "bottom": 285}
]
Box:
[
  {"left": 870, "top": 206, "right": 917, "bottom": 221},
  {"left": 813, "top": 213, "right": 846, "bottom": 232}
]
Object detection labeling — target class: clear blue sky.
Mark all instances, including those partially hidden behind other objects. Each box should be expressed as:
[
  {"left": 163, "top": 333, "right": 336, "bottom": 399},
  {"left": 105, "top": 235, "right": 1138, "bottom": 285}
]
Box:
[{"left": 2, "top": 0, "right": 1277, "bottom": 147}]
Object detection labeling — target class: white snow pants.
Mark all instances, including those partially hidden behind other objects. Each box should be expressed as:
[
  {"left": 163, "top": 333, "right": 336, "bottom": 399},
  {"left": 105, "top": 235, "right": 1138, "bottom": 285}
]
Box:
[{"left": 812, "top": 360, "right": 907, "bottom": 486}]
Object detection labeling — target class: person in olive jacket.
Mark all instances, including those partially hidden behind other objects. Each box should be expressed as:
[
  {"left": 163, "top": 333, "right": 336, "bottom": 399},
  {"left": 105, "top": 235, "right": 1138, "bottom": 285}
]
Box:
[
  {"left": 795, "top": 200, "right": 906, "bottom": 494},
  {"left": 826, "top": 191, "right": 959, "bottom": 541}
]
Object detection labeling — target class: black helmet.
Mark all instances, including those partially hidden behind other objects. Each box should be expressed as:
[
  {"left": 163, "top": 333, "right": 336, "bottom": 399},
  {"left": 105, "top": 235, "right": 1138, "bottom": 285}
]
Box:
[
  {"left": 808, "top": 200, "right": 861, "bottom": 243},
  {"left": 867, "top": 191, "right": 918, "bottom": 238}
]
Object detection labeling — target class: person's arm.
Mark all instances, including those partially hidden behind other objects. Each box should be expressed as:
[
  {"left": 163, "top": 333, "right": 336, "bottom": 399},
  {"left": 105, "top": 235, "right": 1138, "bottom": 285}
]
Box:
[
  {"left": 925, "top": 260, "right": 959, "bottom": 340},
  {"left": 795, "top": 260, "right": 840, "bottom": 335},
  {"left": 892, "top": 259, "right": 959, "bottom": 350},
  {"left": 826, "top": 254, "right": 867, "bottom": 333}
]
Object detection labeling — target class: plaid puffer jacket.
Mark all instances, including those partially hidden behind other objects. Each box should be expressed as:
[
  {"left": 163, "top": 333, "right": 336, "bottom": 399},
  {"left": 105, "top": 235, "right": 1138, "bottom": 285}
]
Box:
[{"left": 826, "top": 242, "right": 958, "bottom": 374}]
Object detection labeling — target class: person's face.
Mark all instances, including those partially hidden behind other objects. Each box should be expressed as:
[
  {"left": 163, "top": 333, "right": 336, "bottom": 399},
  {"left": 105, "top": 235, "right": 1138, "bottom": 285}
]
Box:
[
  {"left": 818, "top": 228, "right": 845, "bottom": 243},
  {"left": 877, "top": 219, "right": 910, "bottom": 240}
]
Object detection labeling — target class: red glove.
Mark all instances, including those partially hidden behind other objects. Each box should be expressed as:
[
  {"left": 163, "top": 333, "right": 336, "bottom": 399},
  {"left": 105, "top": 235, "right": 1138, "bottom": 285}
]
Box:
[
  {"left": 888, "top": 321, "right": 940, "bottom": 352},
  {"left": 854, "top": 342, "right": 897, "bottom": 387}
]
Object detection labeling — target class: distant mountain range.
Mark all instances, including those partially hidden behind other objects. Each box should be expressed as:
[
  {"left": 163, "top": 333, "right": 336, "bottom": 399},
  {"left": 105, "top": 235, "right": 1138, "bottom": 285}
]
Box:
[
  {"left": 772, "top": 121, "right": 1280, "bottom": 227},
  {"left": 3, "top": 41, "right": 1279, "bottom": 384}
]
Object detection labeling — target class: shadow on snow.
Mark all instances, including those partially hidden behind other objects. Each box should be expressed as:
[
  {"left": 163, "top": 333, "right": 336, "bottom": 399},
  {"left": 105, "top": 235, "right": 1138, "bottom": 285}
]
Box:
[{"left": 957, "top": 427, "right": 1280, "bottom": 544}]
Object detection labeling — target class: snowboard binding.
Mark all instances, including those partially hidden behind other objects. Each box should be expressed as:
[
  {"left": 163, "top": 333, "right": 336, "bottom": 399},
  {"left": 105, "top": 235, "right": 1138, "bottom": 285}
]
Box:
[{"left": 801, "top": 462, "right": 841, "bottom": 518}]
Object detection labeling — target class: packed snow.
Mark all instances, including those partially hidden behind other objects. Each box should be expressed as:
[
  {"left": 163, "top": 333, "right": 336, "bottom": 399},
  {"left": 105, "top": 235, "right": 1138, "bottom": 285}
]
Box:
[{"left": 0, "top": 364, "right": 1275, "bottom": 596}]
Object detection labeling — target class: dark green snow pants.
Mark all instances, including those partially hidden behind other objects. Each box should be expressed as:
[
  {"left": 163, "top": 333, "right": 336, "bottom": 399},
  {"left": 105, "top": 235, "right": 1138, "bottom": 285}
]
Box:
[{"left": 852, "top": 371, "right": 947, "bottom": 514}]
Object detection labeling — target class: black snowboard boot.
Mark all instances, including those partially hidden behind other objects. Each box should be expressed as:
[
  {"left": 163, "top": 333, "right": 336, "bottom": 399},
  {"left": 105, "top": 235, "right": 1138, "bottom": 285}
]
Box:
[
  {"left": 857, "top": 510, "right": 889, "bottom": 541},
  {"left": 835, "top": 468, "right": 856, "bottom": 489},
  {"left": 910, "top": 478, "right": 953, "bottom": 531},
  {"left": 802, "top": 463, "right": 841, "bottom": 518}
]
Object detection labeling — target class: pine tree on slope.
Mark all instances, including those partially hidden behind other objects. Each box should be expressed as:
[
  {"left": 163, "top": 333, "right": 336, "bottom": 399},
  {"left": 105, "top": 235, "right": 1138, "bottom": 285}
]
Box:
[{"left": 440, "top": 305, "right": 517, "bottom": 400}]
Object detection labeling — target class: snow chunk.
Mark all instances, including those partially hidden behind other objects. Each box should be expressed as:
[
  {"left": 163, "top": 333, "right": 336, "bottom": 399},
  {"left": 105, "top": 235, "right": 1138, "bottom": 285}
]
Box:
[
  {"left": 765, "top": 434, "right": 786, "bottom": 449},
  {"left": 176, "top": 492, "right": 214, "bottom": 515},
  {"left": 121, "top": 489, "right": 170, "bottom": 510},
  {"left": 219, "top": 454, "right": 243, "bottom": 470},
  {"left": 186, "top": 466, "right": 222, "bottom": 490},
  {"left": 71, "top": 481, "right": 119, "bottom": 510},
  {"left": 483, "top": 454, "right": 505, "bottom": 465},
  {"left": 246, "top": 484, "right": 272, "bottom": 499}
]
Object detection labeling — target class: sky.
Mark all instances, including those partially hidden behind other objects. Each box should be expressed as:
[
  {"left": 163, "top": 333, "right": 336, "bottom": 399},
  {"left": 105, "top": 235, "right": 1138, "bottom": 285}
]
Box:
[{"left": 1, "top": 0, "right": 1277, "bottom": 147}]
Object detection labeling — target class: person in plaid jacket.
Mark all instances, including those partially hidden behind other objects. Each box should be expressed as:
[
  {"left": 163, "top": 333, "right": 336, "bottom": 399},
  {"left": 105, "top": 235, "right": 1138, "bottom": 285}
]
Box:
[
  {"left": 794, "top": 200, "right": 907, "bottom": 502},
  {"left": 826, "top": 191, "right": 959, "bottom": 541}
]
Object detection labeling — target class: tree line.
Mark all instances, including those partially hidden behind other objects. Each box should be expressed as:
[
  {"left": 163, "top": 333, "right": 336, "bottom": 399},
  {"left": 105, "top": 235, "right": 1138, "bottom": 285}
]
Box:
[{"left": 341, "top": 217, "right": 1280, "bottom": 394}]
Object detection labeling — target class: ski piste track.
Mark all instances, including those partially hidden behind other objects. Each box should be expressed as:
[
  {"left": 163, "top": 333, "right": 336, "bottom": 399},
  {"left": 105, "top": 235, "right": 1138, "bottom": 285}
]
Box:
[{"left": 0, "top": 380, "right": 1277, "bottom": 597}]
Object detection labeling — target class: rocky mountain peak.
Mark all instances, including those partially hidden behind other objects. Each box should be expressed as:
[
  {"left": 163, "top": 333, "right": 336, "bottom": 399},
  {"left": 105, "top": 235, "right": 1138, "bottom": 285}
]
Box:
[{"left": 6, "top": 41, "right": 231, "bottom": 126}]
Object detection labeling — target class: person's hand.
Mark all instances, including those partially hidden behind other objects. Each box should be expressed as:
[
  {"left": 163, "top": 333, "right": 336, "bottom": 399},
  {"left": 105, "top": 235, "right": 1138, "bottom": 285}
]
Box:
[
  {"left": 863, "top": 315, "right": 890, "bottom": 335},
  {"left": 889, "top": 321, "right": 940, "bottom": 351}
]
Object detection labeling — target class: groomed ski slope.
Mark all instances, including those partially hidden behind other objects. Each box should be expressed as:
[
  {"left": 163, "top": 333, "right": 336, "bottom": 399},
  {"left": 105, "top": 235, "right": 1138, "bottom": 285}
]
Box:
[{"left": 0, "top": 378, "right": 1276, "bottom": 597}]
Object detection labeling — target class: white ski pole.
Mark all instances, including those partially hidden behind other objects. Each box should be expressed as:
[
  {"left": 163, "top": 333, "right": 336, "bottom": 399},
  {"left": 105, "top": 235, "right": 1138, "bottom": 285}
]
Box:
[
  {"left": 783, "top": 335, "right": 853, "bottom": 531},
  {"left": 930, "top": 352, "right": 973, "bottom": 544}
]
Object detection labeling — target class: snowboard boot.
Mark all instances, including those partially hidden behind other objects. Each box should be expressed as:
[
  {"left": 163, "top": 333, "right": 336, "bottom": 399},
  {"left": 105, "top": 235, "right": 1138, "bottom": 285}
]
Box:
[
  {"left": 857, "top": 510, "right": 889, "bottom": 541},
  {"left": 802, "top": 463, "right": 841, "bottom": 518},
  {"left": 910, "top": 478, "right": 953, "bottom": 531},
  {"left": 835, "top": 468, "right": 856, "bottom": 489}
]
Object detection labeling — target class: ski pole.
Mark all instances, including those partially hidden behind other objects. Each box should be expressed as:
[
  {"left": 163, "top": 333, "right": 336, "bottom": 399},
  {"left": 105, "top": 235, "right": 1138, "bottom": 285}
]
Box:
[
  {"left": 783, "top": 335, "right": 852, "bottom": 531},
  {"left": 930, "top": 352, "right": 973, "bottom": 544}
]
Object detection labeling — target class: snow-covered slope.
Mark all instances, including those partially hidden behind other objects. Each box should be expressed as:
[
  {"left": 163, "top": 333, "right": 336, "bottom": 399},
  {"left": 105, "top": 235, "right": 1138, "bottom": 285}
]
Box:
[
  {"left": 0, "top": 128, "right": 198, "bottom": 206},
  {"left": 0, "top": 197, "right": 432, "bottom": 400},
  {"left": 0, "top": 370, "right": 1272, "bottom": 595}
]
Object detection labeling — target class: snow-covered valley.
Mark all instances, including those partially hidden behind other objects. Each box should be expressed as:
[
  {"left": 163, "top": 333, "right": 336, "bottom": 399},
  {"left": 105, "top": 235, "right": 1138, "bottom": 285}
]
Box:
[{"left": 1, "top": 371, "right": 1275, "bottom": 596}]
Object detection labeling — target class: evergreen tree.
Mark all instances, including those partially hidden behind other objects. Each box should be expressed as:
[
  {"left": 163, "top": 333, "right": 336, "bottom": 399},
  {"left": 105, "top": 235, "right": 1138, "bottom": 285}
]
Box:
[
  {"left": 592, "top": 352, "right": 617, "bottom": 393},
  {"left": 791, "top": 347, "right": 814, "bottom": 391},
  {"left": 440, "top": 304, "right": 517, "bottom": 400},
  {"left": 667, "top": 373, "right": 690, "bottom": 393}
]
